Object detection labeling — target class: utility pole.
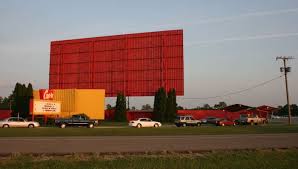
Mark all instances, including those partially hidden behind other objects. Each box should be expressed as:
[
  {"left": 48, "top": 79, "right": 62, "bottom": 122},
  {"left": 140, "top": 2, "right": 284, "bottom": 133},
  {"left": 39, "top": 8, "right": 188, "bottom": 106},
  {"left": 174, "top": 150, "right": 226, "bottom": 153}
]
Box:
[{"left": 276, "top": 56, "right": 295, "bottom": 125}]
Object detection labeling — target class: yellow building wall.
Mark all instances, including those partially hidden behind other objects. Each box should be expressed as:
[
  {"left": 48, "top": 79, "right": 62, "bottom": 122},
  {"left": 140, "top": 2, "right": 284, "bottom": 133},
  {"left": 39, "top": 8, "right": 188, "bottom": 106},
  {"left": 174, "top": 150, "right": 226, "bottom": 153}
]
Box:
[
  {"left": 75, "top": 89, "right": 105, "bottom": 120},
  {"left": 33, "top": 89, "right": 105, "bottom": 120},
  {"left": 53, "top": 89, "right": 76, "bottom": 113}
]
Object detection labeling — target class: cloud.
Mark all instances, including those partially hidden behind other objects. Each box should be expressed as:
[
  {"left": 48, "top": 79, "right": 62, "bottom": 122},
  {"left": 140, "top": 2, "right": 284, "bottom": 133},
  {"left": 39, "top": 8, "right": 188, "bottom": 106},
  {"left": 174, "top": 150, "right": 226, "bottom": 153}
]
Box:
[
  {"left": 189, "top": 8, "right": 298, "bottom": 26},
  {"left": 135, "top": 8, "right": 298, "bottom": 30},
  {"left": 185, "top": 32, "right": 298, "bottom": 46}
]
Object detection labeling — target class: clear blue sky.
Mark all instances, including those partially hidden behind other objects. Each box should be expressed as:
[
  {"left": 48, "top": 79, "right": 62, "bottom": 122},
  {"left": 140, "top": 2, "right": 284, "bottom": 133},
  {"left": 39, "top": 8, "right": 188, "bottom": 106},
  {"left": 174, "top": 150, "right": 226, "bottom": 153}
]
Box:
[{"left": 0, "top": 0, "right": 297, "bottom": 109}]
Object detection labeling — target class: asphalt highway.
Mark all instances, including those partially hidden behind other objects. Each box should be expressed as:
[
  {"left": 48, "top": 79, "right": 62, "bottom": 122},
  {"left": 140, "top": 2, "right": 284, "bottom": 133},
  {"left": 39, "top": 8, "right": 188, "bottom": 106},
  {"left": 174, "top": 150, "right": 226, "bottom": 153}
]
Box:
[{"left": 0, "top": 133, "right": 297, "bottom": 154}]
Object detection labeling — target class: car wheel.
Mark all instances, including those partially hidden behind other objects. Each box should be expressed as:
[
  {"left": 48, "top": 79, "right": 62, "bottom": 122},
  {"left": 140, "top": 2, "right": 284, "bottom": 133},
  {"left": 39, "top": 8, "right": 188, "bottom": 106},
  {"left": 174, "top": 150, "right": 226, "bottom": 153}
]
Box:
[
  {"left": 137, "top": 124, "right": 142, "bottom": 128},
  {"left": 2, "top": 124, "right": 9, "bottom": 128},
  {"left": 197, "top": 123, "right": 201, "bottom": 127},
  {"left": 182, "top": 123, "right": 186, "bottom": 127},
  {"left": 28, "top": 124, "right": 34, "bottom": 128},
  {"left": 154, "top": 123, "right": 159, "bottom": 128},
  {"left": 88, "top": 123, "right": 94, "bottom": 128},
  {"left": 60, "top": 123, "right": 66, "bottom": 128}
]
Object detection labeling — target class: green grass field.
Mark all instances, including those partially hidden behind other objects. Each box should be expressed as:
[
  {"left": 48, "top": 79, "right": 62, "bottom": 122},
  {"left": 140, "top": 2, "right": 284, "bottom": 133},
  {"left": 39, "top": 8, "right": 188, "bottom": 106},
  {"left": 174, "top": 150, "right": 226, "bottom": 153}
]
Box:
[
  {"left": 1, "top": 149, "right": 297, "bottom": 169},
  {"left": 0, "top": 124, "right": 297, "bottom": 137}
]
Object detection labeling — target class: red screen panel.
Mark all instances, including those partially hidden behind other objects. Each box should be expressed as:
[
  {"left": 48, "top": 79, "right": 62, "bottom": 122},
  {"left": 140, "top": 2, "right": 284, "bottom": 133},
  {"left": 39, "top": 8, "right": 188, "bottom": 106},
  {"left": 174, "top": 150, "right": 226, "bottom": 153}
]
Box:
[{"left": 49, "top": 29, "right": 184, "bottom": 97}]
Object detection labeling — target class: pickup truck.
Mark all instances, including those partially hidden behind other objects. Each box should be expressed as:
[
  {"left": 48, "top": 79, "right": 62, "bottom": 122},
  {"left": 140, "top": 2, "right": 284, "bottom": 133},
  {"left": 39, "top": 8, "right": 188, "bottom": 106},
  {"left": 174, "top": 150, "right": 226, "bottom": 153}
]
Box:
[
  {"left": 55, "top": 114, "right": 97, "bottom": 128},
  {"left": 238, "top": 114, "right": 268, "bottom": 125}
]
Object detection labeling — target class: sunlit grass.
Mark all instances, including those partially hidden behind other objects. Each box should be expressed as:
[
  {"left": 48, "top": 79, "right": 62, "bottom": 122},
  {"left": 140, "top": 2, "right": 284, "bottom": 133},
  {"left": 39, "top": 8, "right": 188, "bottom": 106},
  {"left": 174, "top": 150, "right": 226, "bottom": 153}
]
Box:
[{"left": 1, "top": 149, "right": 297, "bottom": 169}]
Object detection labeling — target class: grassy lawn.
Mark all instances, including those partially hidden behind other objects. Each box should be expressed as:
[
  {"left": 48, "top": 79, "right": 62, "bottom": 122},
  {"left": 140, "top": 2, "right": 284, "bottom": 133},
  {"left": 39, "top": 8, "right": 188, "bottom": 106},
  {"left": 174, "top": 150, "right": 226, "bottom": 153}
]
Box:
[
  {"left": 0, "top": 124, "right": 297, "bottom": 137},
  {"left": 0, "top": 149, "right": 297, "bottom": 169}
]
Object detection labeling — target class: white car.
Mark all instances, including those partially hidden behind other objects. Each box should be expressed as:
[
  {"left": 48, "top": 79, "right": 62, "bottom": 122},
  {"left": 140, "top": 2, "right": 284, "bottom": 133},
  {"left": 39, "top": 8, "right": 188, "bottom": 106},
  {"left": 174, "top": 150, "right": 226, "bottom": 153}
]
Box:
[
  {"left": 0, "top": 117, "right": 40, "bottom": 128},
  {"left": 129, "top": 118, "right": 162, "bottom": 128}
]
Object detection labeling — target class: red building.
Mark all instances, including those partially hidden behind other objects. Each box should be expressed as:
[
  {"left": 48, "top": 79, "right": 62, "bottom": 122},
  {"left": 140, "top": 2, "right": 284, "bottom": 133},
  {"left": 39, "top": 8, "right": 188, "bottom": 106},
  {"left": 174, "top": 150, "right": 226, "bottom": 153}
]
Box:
[
  {"left": 104, "top": 104, "right": 277, "bottom": 121},
  {"left": 0, "top": 110, "right": 11, "bottom": 120},
  {"left": 105, "top": 109, "right": 153, "bottom": 121}
]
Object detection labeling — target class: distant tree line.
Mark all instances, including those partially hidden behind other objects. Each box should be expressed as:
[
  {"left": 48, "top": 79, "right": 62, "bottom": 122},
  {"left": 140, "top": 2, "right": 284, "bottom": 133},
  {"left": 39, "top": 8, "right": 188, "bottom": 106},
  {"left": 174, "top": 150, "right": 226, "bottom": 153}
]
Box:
[
  {"left": 277, "top": 104, "right": 298, "bottom": 116},
  {"left": 0, "top": 96, "right": 12, "bottom": 109},
  {"left": 185, "top": 102, "right": 228, "bottom": 110}
]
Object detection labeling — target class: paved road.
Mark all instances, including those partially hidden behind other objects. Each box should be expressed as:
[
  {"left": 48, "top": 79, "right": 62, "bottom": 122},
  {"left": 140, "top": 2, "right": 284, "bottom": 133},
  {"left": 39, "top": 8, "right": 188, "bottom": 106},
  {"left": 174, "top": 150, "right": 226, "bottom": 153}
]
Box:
[{"left": 0, "top": 133, "right": 297, "bottom": 154}]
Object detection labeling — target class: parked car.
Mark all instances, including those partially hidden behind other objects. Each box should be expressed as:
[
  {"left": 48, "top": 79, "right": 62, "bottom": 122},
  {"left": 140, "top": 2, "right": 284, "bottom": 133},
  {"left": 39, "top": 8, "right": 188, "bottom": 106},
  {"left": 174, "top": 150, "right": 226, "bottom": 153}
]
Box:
[
  {"left": 175, "top": 115, "right": 202, "bottom": 127},
  {"left": 239, "top": 114, "right": 268, "bottom": 125},
  {"left": 205, "top": 117, "right": 223, "bottom": 124},
  {"left": 0, "top": 117, "right": 40, "bottom": 128},
  {"left": 216, "top": 119, "right": 236, "bottom": 126},
  {"left": 55, "top": 114, "right": 97, "bottom": 128},
  {"left": 200, "top": 118, "right": 208, "bottom": 124},
  {"left": 271, "top": 115, "right": 281, "bottom": 119},
  {"left": 129, "top": 118, "right": 161, "bottom": 128}
]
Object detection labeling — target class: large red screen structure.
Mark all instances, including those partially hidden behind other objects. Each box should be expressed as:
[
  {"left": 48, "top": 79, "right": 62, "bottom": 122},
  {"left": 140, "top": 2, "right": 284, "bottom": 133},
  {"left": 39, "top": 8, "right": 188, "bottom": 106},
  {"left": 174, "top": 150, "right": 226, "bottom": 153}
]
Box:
[{"left": 49, "top": 29, "right": 184, "bottom": 97}]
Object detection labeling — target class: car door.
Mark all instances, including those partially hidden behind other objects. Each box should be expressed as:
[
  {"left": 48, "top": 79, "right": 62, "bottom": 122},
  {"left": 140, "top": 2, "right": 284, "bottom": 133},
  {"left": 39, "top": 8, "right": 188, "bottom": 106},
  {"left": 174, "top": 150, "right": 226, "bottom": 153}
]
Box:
[
  {"left": 71, "top": 115, "right": 81, "bottom": 125},
  {"left": 147, "top": 119, "right": 155, "bottom": 127},
  {"left": 189, "top": 117, "right": 196, "bottom": 125},
  {"left": 8, "top": 118, "right": 18, "bottom": 127},
  {"left": 140, "top": 119, "right": 148, "bottom": 127},
  {"left": 80, "top": 115, "right": 89, "bottom": 125},
  {"left": 185, "top": 117, "right": 191, "bottom": 125},
  {"left": 17, "top": 118, "right": 27, "bottom": 127}
]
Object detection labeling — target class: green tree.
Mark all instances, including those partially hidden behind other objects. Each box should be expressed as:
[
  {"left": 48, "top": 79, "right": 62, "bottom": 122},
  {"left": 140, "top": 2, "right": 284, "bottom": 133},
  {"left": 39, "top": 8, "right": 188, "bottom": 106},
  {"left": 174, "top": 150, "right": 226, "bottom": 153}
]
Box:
[
  {"left": 202, "top": 104, "right": 212, "bottom": 110},
  {"left": 153, "top": 87, "right": 167, "bottom": 122},
  {"left": 141, "top": 104, "right": 152, "bottom": 110},
  {"left": 177, "top": 105, "right": 184, "bottom": 110},
  {"left": 12, "top": 83, "right": 22, "bottom": 116},
  {"left": 11, "top": 82, "right": 33, "bottom": 118},
  {"left": 214, "top": 101, "right": 227, "bottom": 109},
  {"left": 23, "top": 83, "right": 33, "bottom": 117},
  {"left": 106, "top": 104, "right": 113, "bottom": 110},
  {"left": 114, "top": 92, "right": 127, "bottom": 122},
  {"left": 0, "top": 96, "right": 9, "bottom": 109},
  {"left": 166, "top": 88, "right": 177, "bottom": 122},
  {"left": 278, "top": 104, "right": 298, "bottom": 116}
]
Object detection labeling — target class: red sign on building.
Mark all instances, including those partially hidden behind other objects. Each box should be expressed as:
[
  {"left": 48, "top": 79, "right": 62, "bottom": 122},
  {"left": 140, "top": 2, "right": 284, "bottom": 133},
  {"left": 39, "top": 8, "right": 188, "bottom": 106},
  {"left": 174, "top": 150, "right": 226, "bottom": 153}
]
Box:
[
  {"left": 49, "top": 30, "right": 184, "bottom": 97},
  {"left": 39, "top": 89, "right": 54, "bottom": 100}
]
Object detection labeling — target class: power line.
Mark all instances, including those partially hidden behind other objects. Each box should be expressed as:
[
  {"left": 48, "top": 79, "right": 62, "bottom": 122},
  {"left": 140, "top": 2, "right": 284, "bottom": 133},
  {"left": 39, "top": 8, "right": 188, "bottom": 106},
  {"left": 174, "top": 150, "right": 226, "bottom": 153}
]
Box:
[{"left": 179, "top": 75, "right": 283, "bottom": 100}]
